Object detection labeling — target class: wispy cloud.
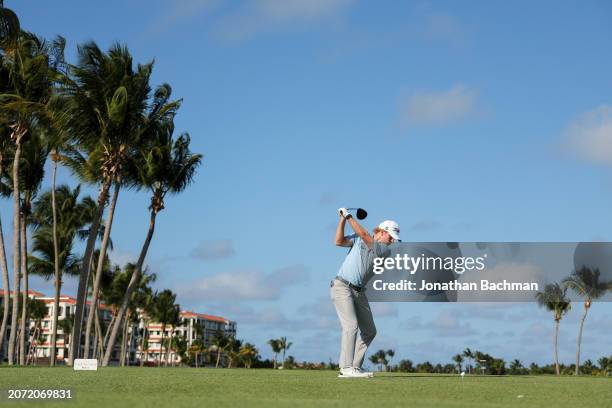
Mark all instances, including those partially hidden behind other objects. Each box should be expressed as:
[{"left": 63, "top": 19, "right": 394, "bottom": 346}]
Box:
[
  {"left": 400, "top": 84, "right": 478, "bottom": 127},
  {"left": 179, "top": 264, "right": 308, "bottom": 301},
  {"left": 190, "top": 239, "right": 235, "bottom": 260},
  {"left": 563, "top": 105, "right": 612, "bottom": 166},
  {"left": 212, "top": 0, "right": 354, "bottom": 42},
  {"left": 424, "top": 14, "right": 471, "bottom": 48}
]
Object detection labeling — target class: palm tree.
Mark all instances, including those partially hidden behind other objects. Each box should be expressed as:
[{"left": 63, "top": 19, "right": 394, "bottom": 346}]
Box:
[
  {"left": 278, "top": 336, "right": 292, "bottom": 368},
  {"left": 462, "top": 348, "right": 474, "bottom": 374},
  {"left": 509, "top": 359, "right": 523, "bottom": 375},
  {"left": 189, "top": 339, "right": 206, "bottom": 368},
  {"left": 165, "top": 307, "right": 182, "bottom": 367},
  {"left": 57, "top": 315, "right": 72, "bottom": 361},
  {"left": 211, "top": 330, "right": 229, "bottom": 368},
  {"left": 25, "top": 297, "right": 46, "bottom": 365},
  {"left": 453, "top": 354, "right": 464, "bottom": 373},
  {"left": 102, "top": 100, "right": 201, "bottom": 366},
  {"left": 29, "top": 184, "right": 96, "bottom": 364},
  {"left": 563, "top": 266, "right": 612, "bottom": 375},
  {"left": 16, "top": 126, "right": 47, "bottom": 365},
  {"left": 148, "top": 289, "right": 178, "bottom": 366},
  {"left": 0, "top": 0, "right": 19, "bottom": 361},
  {"left": 0, "top": 28, "right": 62, "bottom": 365},
  {"left": 239, "top": 343, "right": 259, "bottom": 368},
  {"left": 268, "top": 339, "right": 281, "bottom": 369},
  {"left": 0, "top": 1, "right": 20, "bottom": 49},
  {"left": 0, "top": 129, "right": 12, "bottom": 362},
  {"left": 225, "top": 336, "right": 242, "bottom": 369},
  {"left": 63, "top": 41, "right": 153, "bottom": 363},
  {"left": 369, "top": 349, "right": 388, "bottom": 372},
  {"left": 535, "top": 282, "right": 571, "bottom": 375}
]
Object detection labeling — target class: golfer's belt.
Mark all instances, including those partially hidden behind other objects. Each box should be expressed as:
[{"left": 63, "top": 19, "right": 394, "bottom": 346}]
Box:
[{"left": 335, "top": 276, "right": 364, "bottom": 292}]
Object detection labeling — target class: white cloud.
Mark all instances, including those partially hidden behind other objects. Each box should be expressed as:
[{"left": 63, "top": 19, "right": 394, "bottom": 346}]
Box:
[
  {"left": 400, "top": 84, "right": 478, "bottom": 127},
  {"left": 179, "top": 264, "right": 309, "bottom": 301},
  {"left": 424, "top": 14, "right": 470, "bottom": 48},
  {"left": 564, "top": 105, "right": 612, "bottom": 166},
  {"left": 213, "top": 0, "right": 353, "bottom": 42},
  {"left": 190, "top": 240, "right": 235, "bottom": 260}
]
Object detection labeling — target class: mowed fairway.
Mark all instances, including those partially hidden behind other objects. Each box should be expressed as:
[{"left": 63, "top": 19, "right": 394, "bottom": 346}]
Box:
[{"left": 0, "top": 368, "right": 611, "bottom": 408}]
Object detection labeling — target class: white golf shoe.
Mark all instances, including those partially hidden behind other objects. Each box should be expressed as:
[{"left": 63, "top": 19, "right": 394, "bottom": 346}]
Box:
[
  {"left": 354, "top": 367, "right": 374, "bottom": 378},
  {"left": 337, "top": 367, "right": 372, "bottom": 378}
]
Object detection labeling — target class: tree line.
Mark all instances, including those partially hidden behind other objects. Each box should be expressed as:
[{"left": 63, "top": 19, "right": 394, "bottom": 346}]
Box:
[{"left": 0, "top": 1, "right": 202, "bottom": 366}]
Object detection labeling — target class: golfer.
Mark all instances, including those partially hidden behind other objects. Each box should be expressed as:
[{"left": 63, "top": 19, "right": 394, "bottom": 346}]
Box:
[{"left": 331, "top": 208, "right": 400, "bottom": 378}]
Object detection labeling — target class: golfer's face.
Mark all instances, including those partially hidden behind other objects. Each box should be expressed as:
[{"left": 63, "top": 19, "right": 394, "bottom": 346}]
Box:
[{"left": 377, "top": 230, "right": 393, "bottom": 244}]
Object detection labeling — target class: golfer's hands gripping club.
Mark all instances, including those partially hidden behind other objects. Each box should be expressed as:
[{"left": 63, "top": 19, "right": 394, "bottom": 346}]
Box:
[{"left": 338, "top": 207, "right": 352, "bottom": 219}]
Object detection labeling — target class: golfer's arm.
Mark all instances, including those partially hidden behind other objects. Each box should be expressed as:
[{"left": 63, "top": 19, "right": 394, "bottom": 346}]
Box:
[
  {"left": 335, "top": 217, "right": 353, "bottom": 247},
  {"left": 347, "top": 217, "right": 373, "bottom": 247}
]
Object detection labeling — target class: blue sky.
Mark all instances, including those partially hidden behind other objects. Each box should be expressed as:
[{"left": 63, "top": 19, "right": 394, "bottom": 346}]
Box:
[{"left": 8, "top": 0, "right": 612, "bottom": 367}]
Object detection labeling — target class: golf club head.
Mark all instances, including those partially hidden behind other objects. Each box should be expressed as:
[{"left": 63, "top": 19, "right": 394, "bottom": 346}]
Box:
[{"left": 347, "top": 207, "right": 368, "bottom": 220}]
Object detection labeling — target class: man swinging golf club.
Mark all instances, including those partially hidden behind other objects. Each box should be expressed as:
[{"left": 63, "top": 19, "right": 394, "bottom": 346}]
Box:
[{"left": 331, "top": 207, "right": 400, "bottom": 378}]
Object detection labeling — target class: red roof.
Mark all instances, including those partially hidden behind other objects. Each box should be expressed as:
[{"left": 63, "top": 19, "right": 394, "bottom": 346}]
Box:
[
  {"left": 0, "top": 289, "right": 45, "bottom": 297},
  {"left": 180, "top": 310, "right": 230, "bottom": 323}
]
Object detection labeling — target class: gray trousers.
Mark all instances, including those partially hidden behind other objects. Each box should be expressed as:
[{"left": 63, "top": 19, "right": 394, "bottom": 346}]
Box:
[{"left": 330, "top": 279, "right": 377, "bottom": 369}]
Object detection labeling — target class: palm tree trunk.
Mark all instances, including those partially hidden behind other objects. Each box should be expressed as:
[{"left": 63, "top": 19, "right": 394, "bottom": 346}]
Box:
[
  {"left": 216, "top": 348, "right": 221, "bottom": 368},
  {"left": 7, "top": 132, "right": 23, "bottom": 365},
  {"left": 273, "top": 353, "right": 277, "bottom": 369},
  {"left": 102, "top": 209, "right": 158, "bottom": 366},
  {"left": 140, "top": 327, "right": 147, "bottom": 367},
  {"left": 0, "top": 196, "right": 12, "bottom": 363},
  {"left": 554, "top": 319, "right": 560, "bottom": 375},
  {"left": 575, "top": 303, "right": 590, "bottom": 375},
  {"left": 120, "top": 315, "right": 128, "bottom": 366},
  {"left": 84, "top": 183, "right": 120, "bottom": 358},
  {"left": 165, "top": 327, "right": 173, "bottom": 367},
  {"left": 49, "top": 157, "right": 60, "bottom": 366},
  {"left": 102, "top": 313, "right": 116, "bottom": 353},
  {"left": 91, "top": 302, "right": 102, "bottom": 359},
  {"left": 18, "top": 213, "right": 28, "bottom": 366},
  {"left": 94, "top": 304, "right": 104, "bottom": 360},
  {"left": 159, "top": 324, "right": 166, "bottom": 367},
  {"left": 70, "top": 176, "right": 111, "bottom": 365}
]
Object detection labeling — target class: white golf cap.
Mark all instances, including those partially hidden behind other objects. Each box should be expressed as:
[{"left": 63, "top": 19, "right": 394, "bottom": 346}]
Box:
[{"left": 378, "top": 220, "right": 400, "bottom": 241}]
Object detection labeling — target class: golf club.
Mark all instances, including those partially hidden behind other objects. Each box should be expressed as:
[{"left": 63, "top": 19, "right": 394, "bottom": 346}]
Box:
[{"left": 346, "top": 208, "right": 368, "bottom": 220}]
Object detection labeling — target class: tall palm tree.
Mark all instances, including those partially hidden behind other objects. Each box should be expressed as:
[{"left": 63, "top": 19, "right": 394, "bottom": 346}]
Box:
[
  {"left": 536, "top": 282, "right": 571, "bottom": 375},
  {"left": 0, "top": 29, "right": 61, "bottom": 365},
  {"left": 29, "top": 184, "right": 96, "bottom": 364},
  {"left": 278, "top": 336, "right": 292, "bottom": 368},
  {"left": 268, "top": 339, "right": 281, "bottom": 369},
  {"left": 63, "top": 41, "right": 153, "bottom": 363},
  {"left": 462, "top": 348, "right": 474, "bottom": 374},
  {"left": 563, "top": 266, "right": 612, "bottom": 375},
  {"left": 0, "top": 128, "right": 11, "bottom": 361},
  {"left": 102, "top": 98, "right": 201, "bottom": 366},
  {"left": 16, "top": 126, "right": 47, "bottom": 365},
  {"left": 239, "top": 343, "right": 259, "bottom": 369}
]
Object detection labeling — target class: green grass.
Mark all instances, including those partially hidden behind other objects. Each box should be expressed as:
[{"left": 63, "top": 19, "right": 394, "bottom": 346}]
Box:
[{"left": 0, "top": 367, "right": 610, "bottom": 408}]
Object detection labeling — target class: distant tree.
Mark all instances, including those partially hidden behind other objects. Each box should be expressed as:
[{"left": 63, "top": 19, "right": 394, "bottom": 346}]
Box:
[
  {"left": 452, "top": 354, "right": 464, "bottom": 373},
  {"left": 535, "top": 282, "right": 571, "bottom": 375},
  {"left": 564, "top": 266, "right": 612, "bottom": 375},
  {"left": 268, "top": 339, "right": 281, "bottom": 369},
  {"left": 397, "top": 359, "right": 414, "bottom": 373},
  {"left": 278, "top": 336, "right": 292, "bottom": 368},
  {"left": 462, "top": 348, "right": 474, "bottom": 374},
  {"left": 239, "top": 343, "right": 259, "bottom": 368}
]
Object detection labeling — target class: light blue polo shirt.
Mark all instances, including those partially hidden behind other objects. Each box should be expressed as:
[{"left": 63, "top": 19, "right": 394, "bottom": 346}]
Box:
[{"left": 337, "top": 234, "right": 391, "bottom": 287}]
